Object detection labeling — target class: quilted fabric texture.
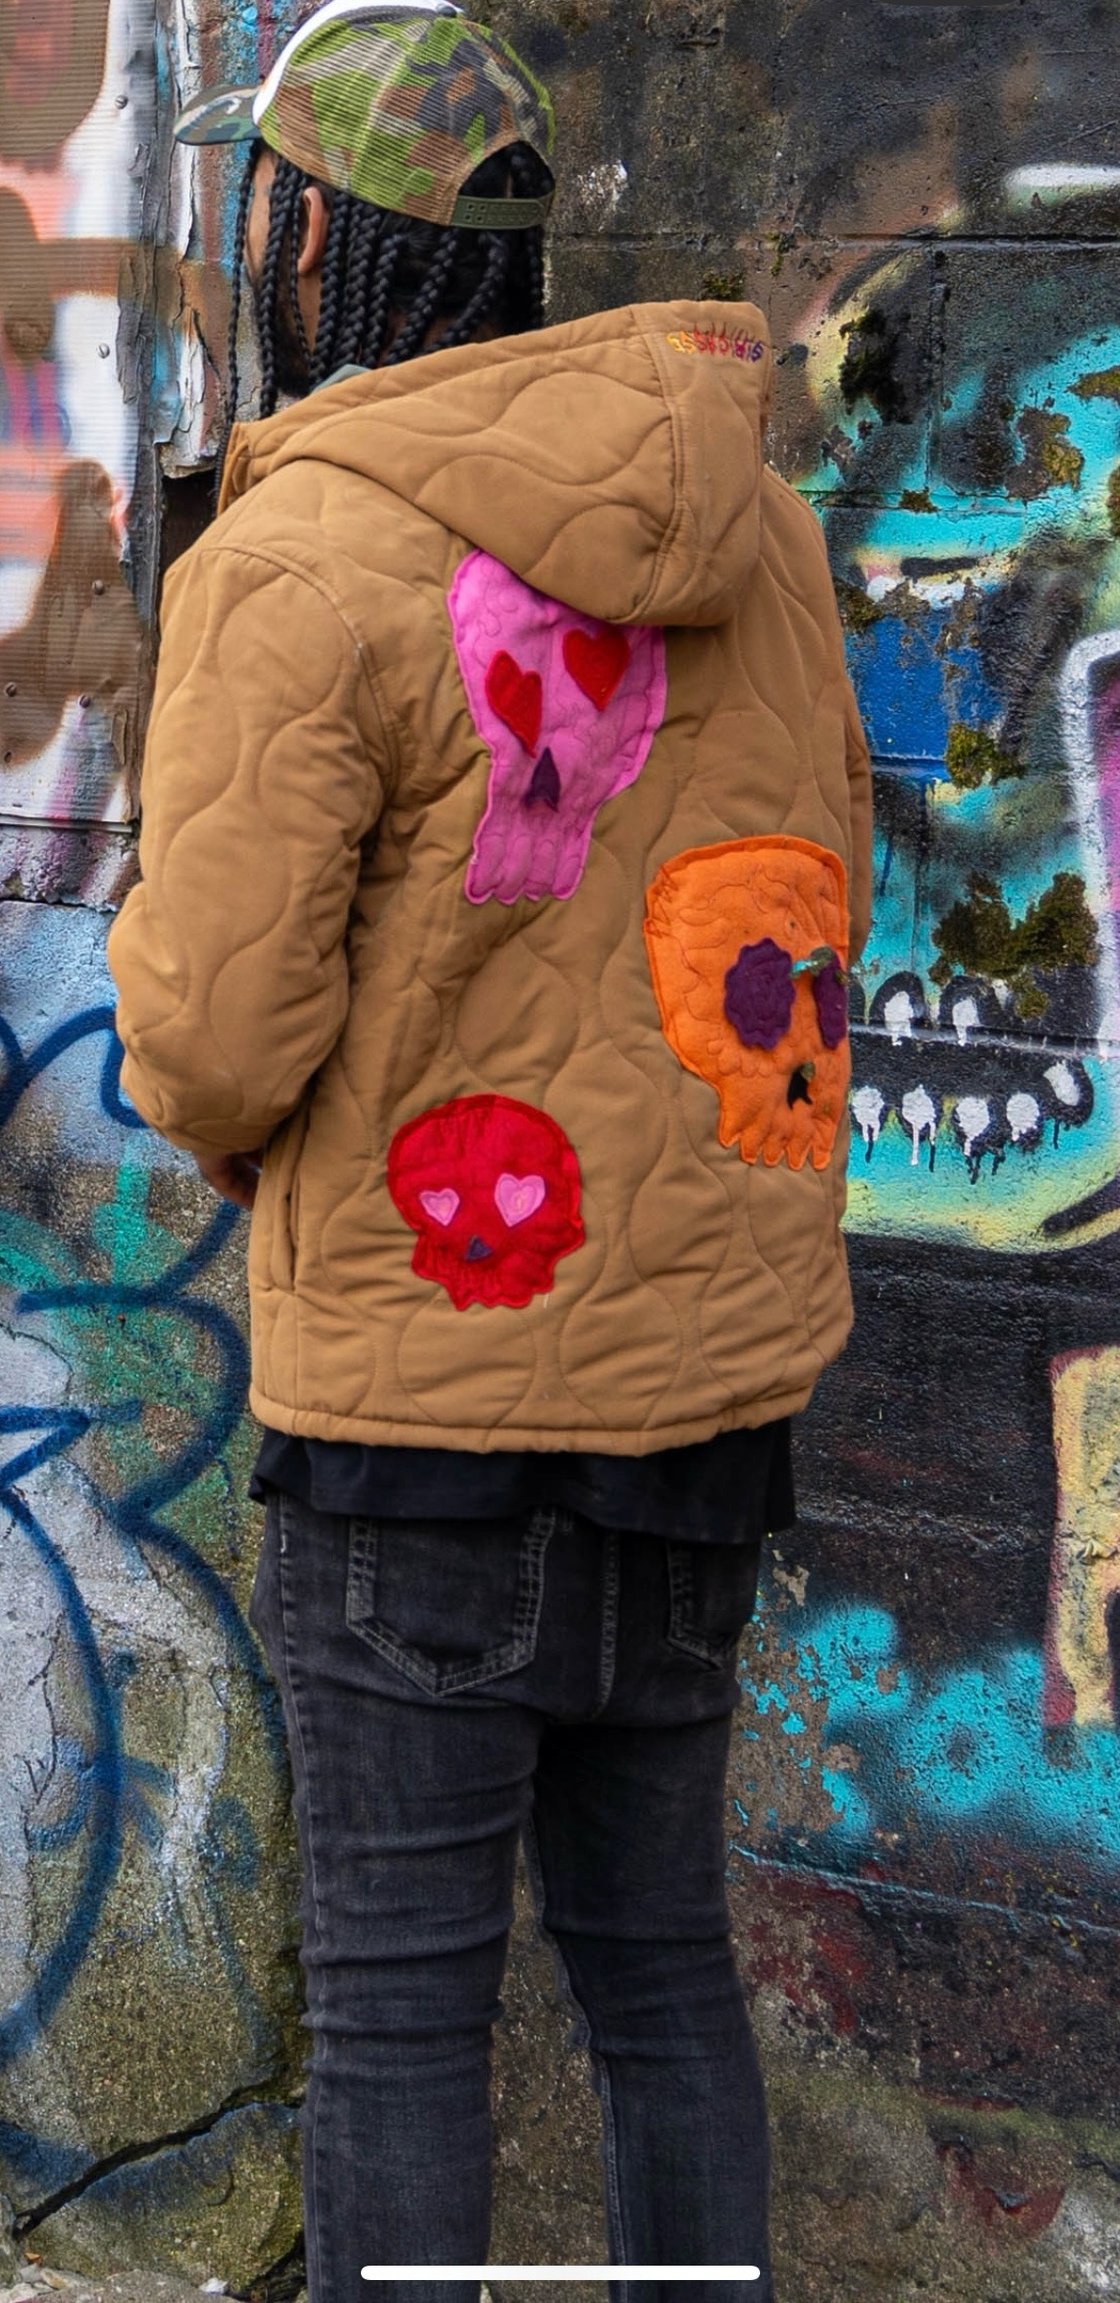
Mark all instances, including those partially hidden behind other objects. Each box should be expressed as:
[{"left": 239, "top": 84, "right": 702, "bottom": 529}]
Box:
[{"left": 108, "top": 299, "right": 874, "bottom": 1452}]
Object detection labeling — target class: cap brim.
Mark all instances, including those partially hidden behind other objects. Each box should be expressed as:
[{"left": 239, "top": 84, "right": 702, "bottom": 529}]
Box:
[{"left": 174, "top": 84, "right": 260, "bottom": 144}]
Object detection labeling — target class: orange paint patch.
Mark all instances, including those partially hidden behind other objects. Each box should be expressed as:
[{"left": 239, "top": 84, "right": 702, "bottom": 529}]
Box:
[
  {"left": 644, "top": 835, "right": 851, "bottom": 1171},
  {"left": 0, "top": 452, "right": 67, "bottom": 561},
  {"left": 0, "top": 164, "right": 72, "bottom": 240}
]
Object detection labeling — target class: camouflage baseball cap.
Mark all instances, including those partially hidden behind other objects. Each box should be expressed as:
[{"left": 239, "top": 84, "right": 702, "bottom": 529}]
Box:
[{"left": 174, "top": 0, "right": 555, "bottom": 229}]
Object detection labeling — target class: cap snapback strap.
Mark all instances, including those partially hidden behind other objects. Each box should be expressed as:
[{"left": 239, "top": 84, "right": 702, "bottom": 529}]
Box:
[{"left": 449, "top": 191, "right": 554, "bottom": 230}]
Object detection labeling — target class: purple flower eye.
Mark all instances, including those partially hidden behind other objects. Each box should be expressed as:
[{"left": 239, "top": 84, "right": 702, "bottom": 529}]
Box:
[
  {"left": 812, "top": 954, "right": 848, "bottom": 1050},
  {"left": 723, "top": 938, "right": 795, "bottom": 1049}
]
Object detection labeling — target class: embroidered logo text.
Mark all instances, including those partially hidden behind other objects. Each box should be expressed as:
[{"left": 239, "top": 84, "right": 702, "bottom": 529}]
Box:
[{"left": 666, "top": 327, "right": 765, "bottom": 362}]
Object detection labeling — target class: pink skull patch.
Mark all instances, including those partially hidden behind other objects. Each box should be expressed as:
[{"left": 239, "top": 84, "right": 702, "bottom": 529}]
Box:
[
  {"left": 449, "top": 549, "right": 668, "bottom": 905},
  {"left": 387, "top": 1093, "right": 585, "bottom": 1309}
]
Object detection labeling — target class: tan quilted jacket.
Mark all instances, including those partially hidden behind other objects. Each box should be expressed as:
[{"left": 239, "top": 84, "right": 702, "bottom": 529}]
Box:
[{"left": 108, "top": 299, "right": 873, "bottom": 1453}]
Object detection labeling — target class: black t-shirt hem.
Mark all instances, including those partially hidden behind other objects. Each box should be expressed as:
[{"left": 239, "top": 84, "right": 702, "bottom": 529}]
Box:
[{"left": 249, "top": 1419, "right": 797, "bottom": 1546}]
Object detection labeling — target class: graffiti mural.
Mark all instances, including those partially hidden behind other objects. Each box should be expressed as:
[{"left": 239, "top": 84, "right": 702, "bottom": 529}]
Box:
[
  {"left": 0, "top": 2, "right": 318, "bottom": 2270},
  {"left": 0, "top": 0, "right": 244, "bottom": 910},
  {"left": 728, "top": 170, "right": 1120, "bottom": 1908},
  {"left": 0, "top": 5, "right": 313, "bottom": 2268},
  {"left": 693, "top": 0, "right": 1120, "bottom": 2188},
  {"left": 782, "top": 247, "right": 1120, "bottom": 1250},
  {"left": 1044, "top": 1347, "right": 1120, "bottom": 1733},
  {"left": 736, "top": 1566, "right": 1120, "bottom": 1887},
  {"left": 0, "top": 0, "right": 1118, "bottom": 2285},
  {"left": 0, "top": 907, "right": 299, "bottom": 2223},
  {"left": 0, "top": 0, "right": 147, "bottom": 879}
]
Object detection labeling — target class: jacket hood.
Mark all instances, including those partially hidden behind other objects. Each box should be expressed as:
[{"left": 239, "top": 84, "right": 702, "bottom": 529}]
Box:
[{"left": 218, "top": 301, "right": 772, "bottom": 628}]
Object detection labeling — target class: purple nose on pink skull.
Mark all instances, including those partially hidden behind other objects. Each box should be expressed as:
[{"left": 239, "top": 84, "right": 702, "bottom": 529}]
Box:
[{"left": 523, "top": 748, "right": 561, "bottom": 811}]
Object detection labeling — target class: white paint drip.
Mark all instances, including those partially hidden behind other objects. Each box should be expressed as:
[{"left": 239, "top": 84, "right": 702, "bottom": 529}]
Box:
[
  {"left": 900, "top": 1085, "right": 937, "bottom": 1166},
  {"left": 951, "top": 994, "right": 980, "bottom": 1046},
  {"left": 882, "top": 988, "right": 915, "bottom": 1045},
  {"left": 955, "top": 1095, "right": 991, "bottom": 1159},
  {"left": 1045, "top": 1059, "right": 1081, "bottom": 1107},
  {"left": 851, "top": 1084, "right": 885, "bottom": 1150},
  {"left": 1007, "top": 1091, "right": 1041, "bottom": 1143},
  {"left": 1006, "top": 164, "right": 1120, "bottom": 205}
]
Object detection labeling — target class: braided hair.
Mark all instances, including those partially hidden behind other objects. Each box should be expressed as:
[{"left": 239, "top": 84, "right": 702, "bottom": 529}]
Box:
[{"left": 224, "top": 136, "right": 553, "bottom": 433}]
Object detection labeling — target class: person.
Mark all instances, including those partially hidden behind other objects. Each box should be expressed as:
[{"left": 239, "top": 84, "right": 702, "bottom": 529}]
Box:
[{"left": 107, "top": 6, "right": 873, "bottom": 2299}]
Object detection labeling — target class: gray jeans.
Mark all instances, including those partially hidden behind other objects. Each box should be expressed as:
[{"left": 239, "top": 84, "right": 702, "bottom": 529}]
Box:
[{"left": 249, "top": 1489, "right": 773, "bottom": 2303}]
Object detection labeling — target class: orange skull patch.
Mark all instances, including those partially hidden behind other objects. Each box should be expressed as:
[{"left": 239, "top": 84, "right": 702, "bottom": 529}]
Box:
[{"left": 644, "top": 836, "right": 851, "bottom": 1171}]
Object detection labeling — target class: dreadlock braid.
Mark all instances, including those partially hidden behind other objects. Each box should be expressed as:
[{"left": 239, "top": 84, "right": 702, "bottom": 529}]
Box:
[
  {"left": 359, "top": 219, "right": 411, "bottom": 368},
  {"left": 435, "top": 235, "right": 512, "bottom": 353},
  {"left": 288, "top": 189, "right": 312, "bottom": 374},
  {"left": 309, "top": 187, "right": 354, "bottom": 387},
  {"left": 383, "top": 231, "right": 460, "bottom": 365},
  {"left": 223, "top": 141, "right": 259, "bottom": 429},
  {"left": 257, "top": 157, "right": 305, "bottom": 417},
  {"left": 508, "top": 145, "right": 546, "bottom": 329},
  {"left": 334, "top": 200, "right": 386, "bottom": 368}
]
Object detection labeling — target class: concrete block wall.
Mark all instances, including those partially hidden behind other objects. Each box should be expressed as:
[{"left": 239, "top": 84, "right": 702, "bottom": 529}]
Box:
[{"left": 1, "top": 1, "right": 1117, "bottom": 2294}]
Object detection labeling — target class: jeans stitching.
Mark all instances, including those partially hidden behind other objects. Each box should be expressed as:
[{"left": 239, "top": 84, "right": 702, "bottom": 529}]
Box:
[
  {"left": 514, "top": 1505, "right": 555, "bottom": 1643},
  {"left": 666, "top": 1541, "right": 749, "bottom": 1668},
  {"left": 592, "top": 1530, "right": 620, "bottom": 1716},
  {"left": 345, "top": 1513, "right": 555, "bottom": 1694},
  {"left": 521, "top": 1808, "right": 629, "bottom": 2268}
]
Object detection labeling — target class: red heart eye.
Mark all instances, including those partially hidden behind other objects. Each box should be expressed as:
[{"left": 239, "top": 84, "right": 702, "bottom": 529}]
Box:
[
  {"left": 563, "top": 626, "right": 630, "bottom": 711},
  {"left": 485, "top": 651, "right": 543, "bottom": 752}
]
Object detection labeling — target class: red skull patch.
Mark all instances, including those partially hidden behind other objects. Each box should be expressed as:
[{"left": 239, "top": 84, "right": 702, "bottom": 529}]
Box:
[{"left": 387, "top": 1094, "right": 585, "bottom": 1309}]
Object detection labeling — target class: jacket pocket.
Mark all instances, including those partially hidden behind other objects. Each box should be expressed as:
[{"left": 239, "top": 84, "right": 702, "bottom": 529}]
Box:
[
  {"left": 663, "top": 1538, "right": 763, "bottom": 1667},
  {"left": 345, "top": 1512, "right": 554, "bottom": 1695},
  {"left": 265, "top": 1106, "right": 309, "bottom": 1291}
]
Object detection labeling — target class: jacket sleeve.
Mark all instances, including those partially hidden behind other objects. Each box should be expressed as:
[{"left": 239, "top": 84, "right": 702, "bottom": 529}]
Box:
[
  {"left": 797, "top": 497, "right": 875, "bottom": 967},
  {"left": 107, "top": 541, "right": 390, "bottom": 1157},
  {"left": 843, "top": 674, "right": 874, "bottom": 966}
]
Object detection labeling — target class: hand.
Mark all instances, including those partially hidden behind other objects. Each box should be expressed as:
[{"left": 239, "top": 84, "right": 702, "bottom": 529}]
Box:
[{"left": 194, "top": 1147, "right": 264, "bottom": 1209}]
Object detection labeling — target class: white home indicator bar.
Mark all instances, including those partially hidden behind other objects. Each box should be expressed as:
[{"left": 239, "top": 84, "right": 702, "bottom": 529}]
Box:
[{"left": 361, "top": 2271, "right": 762, "bottom": 2283}]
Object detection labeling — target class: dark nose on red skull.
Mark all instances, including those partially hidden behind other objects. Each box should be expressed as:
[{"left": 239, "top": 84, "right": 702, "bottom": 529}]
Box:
[{"left": 387, "top": 1093, "right": 585, "bottom": 1310}]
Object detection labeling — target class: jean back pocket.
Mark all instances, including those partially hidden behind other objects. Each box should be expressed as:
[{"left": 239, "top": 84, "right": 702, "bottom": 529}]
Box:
[
  {"left": 345, "top": 1510, "right": 554, "bottom": 1695},
  {"left": 664, "top": 1537, "right": 763, "bottom": 1667}
]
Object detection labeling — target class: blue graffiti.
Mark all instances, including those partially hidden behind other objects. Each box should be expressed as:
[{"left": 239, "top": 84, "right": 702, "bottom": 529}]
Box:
[
  {"left": 734, "top": 1595, "right": 1120, "bottom": 1871},
  {"left": 0, "top": 1002, "right": 287, "bottom": 2108},
  {"left": 846, "top": 604, "right": 1002, "bottom": 781},
  {"left": 0, "top": 1479, "right": 125, "bottom": 2067}
]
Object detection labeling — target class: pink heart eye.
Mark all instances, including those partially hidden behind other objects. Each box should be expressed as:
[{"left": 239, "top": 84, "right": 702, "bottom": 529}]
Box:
[
  {"left": 494, "top": 1172, "right": 546, "bottom": 1227},
  {"left": 419, "top": 1188, "right": 460, "bottom": 1228}
]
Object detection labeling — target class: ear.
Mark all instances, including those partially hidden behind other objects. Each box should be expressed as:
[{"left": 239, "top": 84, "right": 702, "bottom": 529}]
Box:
[{"left": 297, "top": 185, "right": 332, "bottom": 276}]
